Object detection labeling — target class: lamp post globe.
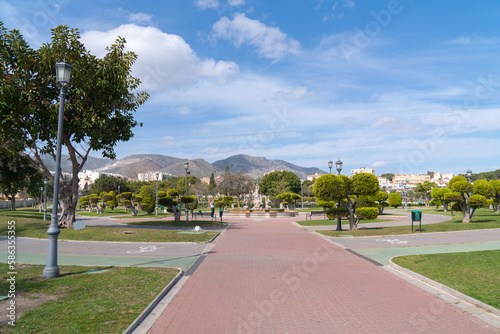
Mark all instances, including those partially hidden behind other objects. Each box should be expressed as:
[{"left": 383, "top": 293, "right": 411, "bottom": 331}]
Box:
[
  {"left": 335, "top": 158, "right": 343, "bottom": 175},
  {"left": 43, "top": 61, "right": 72, "bottom": 279},
  {"left": 328, "top": 160, "right": 333, "bottom": 174}
]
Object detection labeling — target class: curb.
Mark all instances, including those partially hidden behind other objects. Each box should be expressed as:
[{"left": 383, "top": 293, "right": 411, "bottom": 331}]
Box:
[
  {"left": 387, "top": 258, "right": 500, "bottom": 329},
  {"left": 123, "top": 268, "right": 184, "bottom": 334}
]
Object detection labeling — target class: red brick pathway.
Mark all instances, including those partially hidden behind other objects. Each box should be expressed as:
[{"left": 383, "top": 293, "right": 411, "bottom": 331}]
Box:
[{"left": 150, "top": 218, "right": 497, "bottom": 333}]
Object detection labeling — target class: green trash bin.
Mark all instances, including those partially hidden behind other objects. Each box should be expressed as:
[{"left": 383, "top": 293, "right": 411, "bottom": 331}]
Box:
[
  {"left": 411, "top": 210, "right": 422, "bottom": 232},
  {"left": 411, "top": 210, "right": 422, "bottom": 221}
]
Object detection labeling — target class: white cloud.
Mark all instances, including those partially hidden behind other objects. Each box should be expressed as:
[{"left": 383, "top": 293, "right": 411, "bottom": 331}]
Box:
[
  {"left": 371, "top": 161, "right": 387, "bottom": 168},
  {"left": 177, "top": 106, "right": 192, "bottom": 115},
  {"left": 228, "top": 0, "right": 245, "bottom": 6},
  {"left": 343, "top": 0, "right": 355, "bottom": 9},
  {"left": 446, "top": 35, "right": 500, "bottom": 46},
  {"left": 129, "top": 12, "right": 153, "bottom": 24},
  {"left": 212, "top": 13, "right": 301, "bottom": 61},
  {"left": 81, "top": 24, "right": 239, "bottom": 91},
  {"left": 272, "top": 86, "right": 311, "bottom": 101},
  {"left": 196, "top": 0, "right": 219, "bottom": 9}
]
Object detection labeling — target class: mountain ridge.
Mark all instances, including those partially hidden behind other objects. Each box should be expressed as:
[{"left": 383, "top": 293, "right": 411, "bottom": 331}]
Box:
[{"left": 43, "top": 153, "right": 326, "bottom": 179}]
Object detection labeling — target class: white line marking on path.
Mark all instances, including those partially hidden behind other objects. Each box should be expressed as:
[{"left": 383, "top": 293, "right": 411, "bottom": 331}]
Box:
[
  {"left": 376, "top": 238, "right": 409, "bottom": 245},
  {"left": 126, "top": 246, "right": 164, "bottom": 254}
]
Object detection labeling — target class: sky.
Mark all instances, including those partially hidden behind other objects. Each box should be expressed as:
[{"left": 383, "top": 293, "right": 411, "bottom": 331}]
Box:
[{"left": 2, "top": 0, "right": 500, "bottom": 176}]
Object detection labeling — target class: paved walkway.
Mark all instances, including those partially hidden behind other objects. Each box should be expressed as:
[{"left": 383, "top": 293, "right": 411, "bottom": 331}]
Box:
[{"left": 150, "top": 217, "right": 497, "bottom": 333}]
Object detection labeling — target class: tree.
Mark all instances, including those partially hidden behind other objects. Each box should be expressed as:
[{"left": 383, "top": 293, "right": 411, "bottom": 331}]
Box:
[
  {"left": 0, "top": 152, "right": 43, "bottom": 210},
  {"left": 388, "top": 193, "right": 402, "bottom": 208},
  {"left": 414, "top": 181, "right": 437, "bottom": 206},
  {"left": 259, "top": 171, "right": 301, "bottom": 196},
  {"left": 314, "top": 173, "right": 379, "bottom": 230},
  {"left": 139, "top": 186, "right": 156, "bottom": 214},
  {"left": 445, "top": 176, "right": 489, "bottom": 223},
  {"left": 209, "top": 172, "right": 216, "bottom": 195},
  {"left": 381, "top": 173, "right": 395, "bottom": 181},
  {"left": 373, "top": 191, "right": 389, "bottom": 214},
  {"left": 218, "top": 171, "right": 254, "bottom": 207},
  {"left": 430, "top": 187, "right": 451, "bottom": 211},
  {"left": 276, "top": 192, "right": 301, "bottom": 210},
  {"left": 490, "top": 180, "right": 500, "bottom": 213},
  {"left": 91, "top": 175, "right": 129, "bottom": 194},
  {"left": 0, "top": 23, "right": 148, "bottom": 228}
]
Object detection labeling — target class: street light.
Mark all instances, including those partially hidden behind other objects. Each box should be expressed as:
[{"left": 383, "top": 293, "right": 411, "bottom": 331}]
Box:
[
  {"left": 155, "top": 172, "right": 159, "bottom": 216},
  {"left": 335, "top": 158, "right": 343, "bottom": 231},
  {"left": 184, "top": 162, "right": 189, "bottom": 222},
  {"left": 43, "top": 178, "right": 48, "bottom": 221},
  {"left": 39, "top": 186, "right": 43, "bottom": 213},
  {"left": 301, "top": 180, "right": 304, "bottom": 209},
  {"left": 328, "top": 160, "right": 333, "bottom": 174},
  {"left": 43, "top": 61, "right": 72, "bottom": 279},
  {"left": 466, "top": 169, "right": 472, "bottom": 182}
]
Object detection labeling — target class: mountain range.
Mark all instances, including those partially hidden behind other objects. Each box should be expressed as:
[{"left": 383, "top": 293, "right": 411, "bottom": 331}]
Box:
[{"left": 42, "top": 154, "right": 325, "bottom": 180}]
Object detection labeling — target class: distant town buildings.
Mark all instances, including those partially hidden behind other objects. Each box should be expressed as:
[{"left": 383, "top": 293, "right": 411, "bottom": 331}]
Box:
[
  {"left": 137, "top": 171, "right": 172, "bottom": 182},
  {"left": 78, "top": 170, "right": 127, "bottom": 190},
  {"left": 307, "top": 173, "right": 326, "bottom": 181},
  {"left": 351, "top": 167, "right": 375, "bottom": 176}
]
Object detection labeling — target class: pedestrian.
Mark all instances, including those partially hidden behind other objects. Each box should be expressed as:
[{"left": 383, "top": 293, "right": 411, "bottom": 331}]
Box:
[{"left": 210, "top": 200, "right": 215, "bottom": 218}]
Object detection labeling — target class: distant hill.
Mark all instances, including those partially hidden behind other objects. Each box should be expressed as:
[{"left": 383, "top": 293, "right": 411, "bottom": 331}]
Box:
[
  {"left": 163, "top": 159, "right": 224, "bottom": 179},
  {"left": 41, "top": 153, "right": 325, "bottom": 179},
  {"left": 212, "top": 154, "right": 325, "bottom": 179}
]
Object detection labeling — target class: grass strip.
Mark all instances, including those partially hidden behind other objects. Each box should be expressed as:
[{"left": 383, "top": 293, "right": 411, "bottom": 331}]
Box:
[
  {"left": 0, "top": 209, "right": 215, "bottom": 242},
  {"left": 317, "top": 209, "right": 500, "bottom": 237},
  {"left": 296, "top": 218, "right": 393, "bottom": 226},
  {"left": 0, "top": 264, "right": 178, "bottom": 333},
  {"left": 392, "top": 250, "right": 500, "bottom": 310},
  {"left": 124, "top": 220, "right": 227, "bottom": 228}
]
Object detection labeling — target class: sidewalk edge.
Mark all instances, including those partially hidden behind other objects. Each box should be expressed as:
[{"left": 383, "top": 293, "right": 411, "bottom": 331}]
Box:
[
  {"left": 386, "top": 258, "right": 500, "bottom": 329},
  {"left": 123, "top": 268, "right": 184, "bottom": 334}
]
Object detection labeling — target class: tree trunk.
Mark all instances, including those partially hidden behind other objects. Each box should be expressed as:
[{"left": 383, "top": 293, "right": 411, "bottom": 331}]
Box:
[
  {"left": 58, "top": 181, "right": 76, "bottom": 228},
  {"left": 9, "top": 196, "right": 16, "bottom": 211},
  {"left": 443, "top": 202, "right": 449, "bottom": 212},
  {"left": 462, "top": 206, "right": 470, "bottom": 223},
  {"left": 172, "top": 206, "right": 181, "bottom": 221}
]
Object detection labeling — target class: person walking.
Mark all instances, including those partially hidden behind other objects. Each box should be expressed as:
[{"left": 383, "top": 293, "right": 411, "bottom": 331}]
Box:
[{"left": 210, "top": 200, "right": 215, "bottom": 218}]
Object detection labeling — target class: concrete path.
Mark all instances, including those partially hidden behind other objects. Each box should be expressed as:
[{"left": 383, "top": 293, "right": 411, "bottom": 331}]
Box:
[{"left": 150, "top": 217, "right": 497, "bottom": 333}]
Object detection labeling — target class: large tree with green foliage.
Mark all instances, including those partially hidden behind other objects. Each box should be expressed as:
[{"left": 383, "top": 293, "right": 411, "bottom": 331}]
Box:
[
  {"left": 414, "top": 181, "right": 437, "bottom": 206},
  {"left": 0, "top": 23, "right": 148, "bottom": 227},
  {"left": 490, "top": 180, "right": 500, "bottom": 213},
  {"left": 0, "top": 151, "right": 43, "bottom": 210},
  {"left": 430, "top": 187, "right": 451, "bottom": 211},
  {"left": 388, "top": 192, "right": 402, "bottom": 209},
  {"left": 314, "top": 173, "right": 380, "bottom": 230},
  {"left": 259, "top": 170, "right": 301, "bottom": 196}
]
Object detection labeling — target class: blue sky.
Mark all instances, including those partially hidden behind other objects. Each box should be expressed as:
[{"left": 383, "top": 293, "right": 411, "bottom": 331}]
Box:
[{"left": 2, "top": 0, "right": 500, "bottom": 175}]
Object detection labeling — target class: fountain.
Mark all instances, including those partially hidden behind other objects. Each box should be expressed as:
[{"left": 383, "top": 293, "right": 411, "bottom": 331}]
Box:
[{"left": 228, "top": 185, "right": 298, "bottom": 218}]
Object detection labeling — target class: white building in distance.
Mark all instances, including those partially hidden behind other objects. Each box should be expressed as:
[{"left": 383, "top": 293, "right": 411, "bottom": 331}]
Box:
[
  {"left": 78, "top": 170, "right": 126, "bottom": 190},
  {"left": 137, "top": 171, "right": 171, "bottom": 182},
  {"left": 351, "top": 167, "right": 375, "bottom": 176}
]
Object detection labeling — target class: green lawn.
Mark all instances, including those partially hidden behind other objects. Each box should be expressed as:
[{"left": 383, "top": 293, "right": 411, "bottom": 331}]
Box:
[
  {"left": 392, "top": 250, "right": 500, "bottom": 310},
  {"left": 76, "top": 207, "right": 174, "bottom": 218},
  {"left": 296, "top": 218, "right": 394, "bottom": 226},
  {"left": 125, "top": 220, "right": 227, "bottom": 228},
  {"left": 0, "top": 264, "right": 178, "bottom": 333},
  {"left": 318, "top": 209, "right": 500, "bottom": 237},
  {"left": 0, "top": 208, "right": 216, "bottom": 242}
]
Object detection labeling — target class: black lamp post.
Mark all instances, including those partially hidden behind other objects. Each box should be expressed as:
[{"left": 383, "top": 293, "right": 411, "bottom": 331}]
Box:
[
  {"left": 43, "top": 178, "right": 48, "bottom": 221},
  {"left": 43, "top": 61, "right": 72, "bottom": 279},
  {"left": 335, "top": 158, "right": 343, "bottom": 231},
  {"left": 328, "top": 160, "right": 333, "bottom": 174},
  {"left": 39, "top": 186, "right": 43, "bottom": 213},
  {"left": 466, "top": 169, "right": 472, "bottom": 182},
  {"left": 184, "top": 162, "right": 189, "bottom": 222},
  {"left": 301, "top": 180, "right": 304, "bottom": 209}
]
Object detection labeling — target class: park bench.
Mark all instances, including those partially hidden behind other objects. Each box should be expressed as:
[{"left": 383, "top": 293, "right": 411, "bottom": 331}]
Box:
[
  {"left": 305, "top": 210, "right": 326, "bottom": 220},
  {"left": 192, "top": 210, "right": 218, "bottom": 220}
]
